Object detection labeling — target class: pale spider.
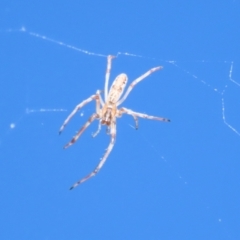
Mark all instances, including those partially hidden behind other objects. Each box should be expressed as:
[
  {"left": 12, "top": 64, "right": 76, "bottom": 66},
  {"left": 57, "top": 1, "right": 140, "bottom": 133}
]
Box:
[{"left": 59, "top": 55, "right": 170, "bottom": 190}]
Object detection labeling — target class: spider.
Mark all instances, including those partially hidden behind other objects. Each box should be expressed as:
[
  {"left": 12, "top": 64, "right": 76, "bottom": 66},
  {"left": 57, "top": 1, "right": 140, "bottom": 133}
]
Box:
[{"left": 59, "top": 55, "right": 170, "bottom": 190}]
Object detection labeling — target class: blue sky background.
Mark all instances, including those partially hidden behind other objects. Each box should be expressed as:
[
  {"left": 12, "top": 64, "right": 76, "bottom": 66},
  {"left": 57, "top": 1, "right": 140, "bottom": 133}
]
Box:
[{"left": 1, "top": 1, "right": 240, "bottom": 239}]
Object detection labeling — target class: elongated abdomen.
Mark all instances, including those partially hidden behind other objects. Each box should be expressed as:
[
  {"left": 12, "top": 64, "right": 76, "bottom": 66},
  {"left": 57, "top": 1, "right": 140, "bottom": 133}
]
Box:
[{"left": 107, "top": 74, "right": 128, "bottom": 104}]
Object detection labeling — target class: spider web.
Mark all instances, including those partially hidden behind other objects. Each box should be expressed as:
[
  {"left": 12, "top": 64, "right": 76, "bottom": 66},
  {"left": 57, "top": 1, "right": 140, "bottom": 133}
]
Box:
[
  {"left": 1, "top": 26, "right": 240, "bottom": 240},
  {"left": 3, "top": 27, "right": 239, "bottom": 135},
  {"left": 1, "top": 0, "right": 240, "bottom": 237},
  {"left": 0, "top": 27, "right": 240, "bottom": 189},
  {"left": 1, "top": 27, "right": 239, "bottom": 188}
]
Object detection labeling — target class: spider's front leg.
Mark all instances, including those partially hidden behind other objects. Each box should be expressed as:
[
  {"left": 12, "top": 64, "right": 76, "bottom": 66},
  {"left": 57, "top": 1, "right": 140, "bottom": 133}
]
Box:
[
  {"left": 69, "top": 118, "right": 117, "bottom": 189},
  {"left": 64, "top": 113, "right": 99, "bottom": 149},
  {"left": 59, "top": 91, "right": 102, "bottom": 134}
]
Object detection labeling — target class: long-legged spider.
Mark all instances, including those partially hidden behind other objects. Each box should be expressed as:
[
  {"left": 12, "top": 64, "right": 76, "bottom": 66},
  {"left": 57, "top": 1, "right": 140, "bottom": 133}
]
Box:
[{"left": 59, "top": 55, "right": 170, "bottom": 190}]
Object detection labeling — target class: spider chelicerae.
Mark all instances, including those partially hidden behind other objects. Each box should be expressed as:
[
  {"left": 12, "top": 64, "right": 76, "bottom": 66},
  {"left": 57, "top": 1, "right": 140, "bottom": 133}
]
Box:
[{"left": 59, "top": 55, "right": 170, "bottom": 189}]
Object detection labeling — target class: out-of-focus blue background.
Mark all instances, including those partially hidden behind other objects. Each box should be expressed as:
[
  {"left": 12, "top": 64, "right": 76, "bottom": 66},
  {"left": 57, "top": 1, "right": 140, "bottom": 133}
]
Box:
[{"left": 1, "top": 1, "right": 240, "bottom": 239}]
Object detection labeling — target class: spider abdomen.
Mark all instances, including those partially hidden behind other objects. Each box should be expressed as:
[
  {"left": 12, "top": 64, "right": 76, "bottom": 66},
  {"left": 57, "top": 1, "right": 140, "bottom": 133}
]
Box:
[{"left": 107, "top": 73, "right": 128, "bottom": 103}]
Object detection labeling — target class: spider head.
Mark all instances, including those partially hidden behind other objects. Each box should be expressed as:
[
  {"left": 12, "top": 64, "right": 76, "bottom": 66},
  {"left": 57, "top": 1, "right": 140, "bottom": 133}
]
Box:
[{"left": 101, "top": 104, "right": 117, "bottom": 126}]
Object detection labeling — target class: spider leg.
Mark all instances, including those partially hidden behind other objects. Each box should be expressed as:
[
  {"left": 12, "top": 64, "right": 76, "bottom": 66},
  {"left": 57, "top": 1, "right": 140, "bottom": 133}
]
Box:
[
  {"left": 69, "top": 119, "right": 116, "bottom": 189},
  {"left": 59, "top": 92, "right": 101, "bottom": 134},
  {"left": 92, "top": 120, "right": 102, "bottom": 138},
  {"left": 91, "top": 91, "right": 104, "bottom": 137},
  {"left": 119, "top": 107, "right": 170, "bottom": 123},
  {"left": 64, "top": 113, "right": 98, "bottom": 149},
  {"left": 106, "top": 125, "right": 111, "bottom": 135},
  {"left": 104, "top": 55, "right": 116, "bottom": 102},
  {"left": 98, "top": 92, "right": 105, "bottom": 107},
  {"left": 117, "top": 109, "right": 138, "bottom": 129},
  {"left": 117, "top": 66, "right": 163, "bottom": 106},
  {"left": 132, "top": 115, "right": 138, "bottom": 129},
  {"left": 95, "top": 90, "right": 102, "bottom": 113}
]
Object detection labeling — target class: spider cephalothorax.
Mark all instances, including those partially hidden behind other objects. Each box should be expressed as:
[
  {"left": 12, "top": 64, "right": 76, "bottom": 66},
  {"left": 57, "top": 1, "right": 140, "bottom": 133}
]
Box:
[{"left": 59, "top": 55, "right": 170, "bottom": 189}]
